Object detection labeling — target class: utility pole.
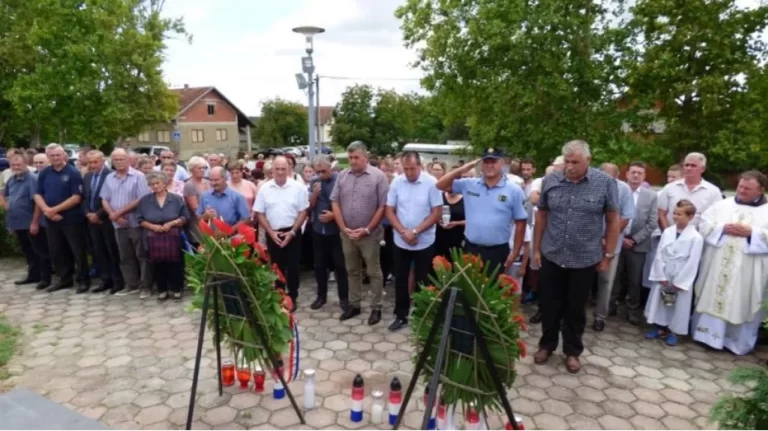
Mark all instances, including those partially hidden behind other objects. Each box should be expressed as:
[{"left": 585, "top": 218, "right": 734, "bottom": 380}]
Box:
[{"left": 293, "top": 26, "right": 325, "bottom": 161}]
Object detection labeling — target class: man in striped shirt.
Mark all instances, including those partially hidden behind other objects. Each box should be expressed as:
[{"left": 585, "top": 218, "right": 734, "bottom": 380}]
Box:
[{"left": 100, "top": 149, "right": 152, "bottom": 297}]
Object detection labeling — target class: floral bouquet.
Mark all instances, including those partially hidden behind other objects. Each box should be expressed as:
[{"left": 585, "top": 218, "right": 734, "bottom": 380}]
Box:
[
  {"left": 185, "top": 219, "right": 299, "bottom": 380},
  {"left": 410, "top": 249, "right": 526, "bottom": 414}
]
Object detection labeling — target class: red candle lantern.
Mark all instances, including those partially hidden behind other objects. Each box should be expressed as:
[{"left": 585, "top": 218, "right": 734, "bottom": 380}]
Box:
[
  {"left": 237, "top": 367, "right": 252, "bottom": 389},
  {"left": 253, "top": 367, "right": 266, "bottom": 393},
  {"left": 221, "top": 359, "right": 235, "bottom": 387}
]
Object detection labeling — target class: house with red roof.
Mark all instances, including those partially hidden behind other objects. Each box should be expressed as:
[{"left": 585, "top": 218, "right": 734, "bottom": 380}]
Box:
[{"left": 124, "top": 85, "right": 254, "bottom": 160}]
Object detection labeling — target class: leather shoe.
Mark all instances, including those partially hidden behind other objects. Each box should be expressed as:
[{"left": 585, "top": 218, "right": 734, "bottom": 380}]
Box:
[
  {"left": 14, "top": 277, "right": 40, "bottom": 286},
  {"left": 593, "top": 319, "right": 605, "bottom": 332},
  {"left": 340, "top": 307, "right": 361, "bottom": 321},
  {"left": 310, "top": 297, "right": 326, "bottom": 310},
  {"left": 109, "top": 285, "right": 125, "bottom": 295},
  {"left": 76, "top": 284, "right": 90, "bottom": 294},
  {"left": 627, "top": 314, "right": 640, "bottom": 326},
  {"left": 388, "top": 318, "right": 407, "bottom": 332},
  {"left": 92, "top": 282, "right": 110, "bottom": 293},
  {"left": 368, "top": 310, "right": 381, "bottom": 326},
  {"left": 47, "top": 281, "right": 73, "bottom": 292},
  {"left": 533, "top": 349, "right": 552, "bottom": 364},
  {"left": 35, "top": 280, "right": 51, "bottom": 290},
  {"left": 529, "top": 310, "right": 543, "bottom": 324},
  {"left": 565, "top": 356, "right": 581, "bottom": 373},
  {"left": 339, "top": 300, "right": 350, "bottom": 313}
]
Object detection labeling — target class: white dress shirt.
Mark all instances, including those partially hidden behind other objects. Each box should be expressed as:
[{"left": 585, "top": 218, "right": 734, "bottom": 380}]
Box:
[{"left": 252, "top": 178, "right": 309, "bottom": 230}]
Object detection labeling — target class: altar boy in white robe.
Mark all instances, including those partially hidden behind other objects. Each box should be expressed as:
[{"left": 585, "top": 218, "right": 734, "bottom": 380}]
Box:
[
  {"left": 645, "top": 200, "right": 703, "bottom": 346},
  {"left": 692, "top": 171, "right": 768, "bottom": 355}
]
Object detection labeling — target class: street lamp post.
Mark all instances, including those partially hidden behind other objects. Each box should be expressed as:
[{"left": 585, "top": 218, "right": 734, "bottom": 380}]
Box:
[{"left": 292, "top": 26, "right": 325, "bottom": 161}]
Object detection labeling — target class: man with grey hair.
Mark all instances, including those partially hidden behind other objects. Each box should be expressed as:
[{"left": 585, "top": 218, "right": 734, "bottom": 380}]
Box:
[
  {"left": 100, "top": 149, "right": 151, "bottom": 297},
  {"left": 307, "top": 155, "right": 349, "bottom": 311},
  {"left": 34, "top": 143, "right": 90, "bottom": 292},
  {"left": 83, "top": 150, "right": 122, "bottom": 293},
  {"left": 657, "top": 152, "right": 722, "bottom": 230},
  {"left": 533, "top": 140, "right": 620, "bottom": 373},
  {"left": 154, "top": 150, "right": 190, "bottom": 182},
  {"left": 331, "top": 141, "right": 390, "bottom": 325},
  {"left": 593, "top": 162, "right": 635, "bottom": 332}
]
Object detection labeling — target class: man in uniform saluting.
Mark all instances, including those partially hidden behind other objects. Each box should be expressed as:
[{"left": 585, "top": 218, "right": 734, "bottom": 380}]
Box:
[{"left": 436, "top": 147, "right": 528, "bottom": 274}]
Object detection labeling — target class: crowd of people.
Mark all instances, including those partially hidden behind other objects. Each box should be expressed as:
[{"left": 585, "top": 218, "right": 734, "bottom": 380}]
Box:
[{"left": 2, "top": 140, "right": 767, "bottom": 372}]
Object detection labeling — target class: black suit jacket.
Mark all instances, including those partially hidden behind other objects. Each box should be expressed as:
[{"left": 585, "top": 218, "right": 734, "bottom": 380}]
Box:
[{"left": 82, "top": 168, "right": 111, "bottom": 221}]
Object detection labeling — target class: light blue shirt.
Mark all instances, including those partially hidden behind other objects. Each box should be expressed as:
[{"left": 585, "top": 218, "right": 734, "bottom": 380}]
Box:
[
  {"left": 197, "top": 187, "right": 250, "bottom": 227},
  {"left": 386, "top": 171, "right": 443, "bottom": 251},
  {"left": 453, "top": 176, "right": 528, "bottom": 246},
  {"left": 607, "top": 179, "right": 635, "bottom": 253}
]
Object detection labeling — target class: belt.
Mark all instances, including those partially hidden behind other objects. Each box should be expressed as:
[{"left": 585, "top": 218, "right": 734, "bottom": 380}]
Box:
[{"left": 464, "top": 239, "right": 508, "bottom": 250}]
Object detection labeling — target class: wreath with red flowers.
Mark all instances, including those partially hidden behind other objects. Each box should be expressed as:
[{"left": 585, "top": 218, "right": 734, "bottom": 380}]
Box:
[
  {"left": 186, "top": 219, "right": 298, "bottom": 380},
  {"left": 411, "top": 249, "right": 526, "bottom": 413}
]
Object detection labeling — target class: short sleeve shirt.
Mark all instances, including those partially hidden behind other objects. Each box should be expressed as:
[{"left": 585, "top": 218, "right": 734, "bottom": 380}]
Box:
[
  {"left": 330, "top": 165, "right": 389, "bottom": 232},
  {"left": 452, "top": 176, "right": 528, "bottom": 246},
  {"left": 538, "top": 168, "right": 619, "bottom": 268},
  {"left": 4, "top": 172, "right": 40, "bottom": 231},
  {"left": 253, "top": 179, "right": 309, "bottom": 230},
  {"left": 197, "top": 187, "right": 250, "bottom": 227},
  {"left": 386, "top": 171, "right": 443, "bottom": 250},
  {"left": 36, "top": 164, "right": 85, "bottom": 225},
  {"left": 657, "top": 179, "right": 722, "bottom": 229}
]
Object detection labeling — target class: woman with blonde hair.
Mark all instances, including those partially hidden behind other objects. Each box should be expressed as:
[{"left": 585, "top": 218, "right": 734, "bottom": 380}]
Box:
[{"left": 183, "top": 156, "right": 211, "bottom": 242}]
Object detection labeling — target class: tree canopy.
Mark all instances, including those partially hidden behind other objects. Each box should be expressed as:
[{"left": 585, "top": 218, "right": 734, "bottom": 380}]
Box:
[
  {"left": 0, "top": 0, "right": 187, "bottom": 148},
  {"left": 253, "top": 98, "right": 308, "bottom": 148},
  {"left": 331, "top": 84, "right": 463, "bottom": 155},
  {"left": 396, "top": 0, "right": 768, "bottom": 172}
]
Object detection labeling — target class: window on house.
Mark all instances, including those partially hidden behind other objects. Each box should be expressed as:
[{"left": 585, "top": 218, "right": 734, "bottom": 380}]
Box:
[
  {"left": 157, "top": 130, "right": 170, "bottom": 143},
  {"left": 137, "top": 131, "right": 150, "bottom": 142},
  {"left": 207, "top": 103, "right": 215, "bottom": 116},
  {"left": 192, "top": 129, "right": 205, "bottom": 143},
  {"left": 216, "top": 129, "right": 228, "bottom": 141}
]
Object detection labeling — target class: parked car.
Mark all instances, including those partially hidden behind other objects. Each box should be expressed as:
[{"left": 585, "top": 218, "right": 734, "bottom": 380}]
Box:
[
  {"left": 254, "top": 148, "right": 284, "bottom": 158},
  {"left": 281, "top": 147, "right": 303, "bottom": 158},
  {"left": 133, "top": 145, "right": 170, "bottom": 157}
]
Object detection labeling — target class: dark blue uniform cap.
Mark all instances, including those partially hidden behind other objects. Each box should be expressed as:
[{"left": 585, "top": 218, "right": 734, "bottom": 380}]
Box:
[{"left": 482, "top": 147, "right": 504, "bottom": 160}]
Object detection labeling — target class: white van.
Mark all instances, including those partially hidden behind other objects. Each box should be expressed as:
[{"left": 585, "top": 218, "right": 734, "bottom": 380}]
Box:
[{"left": 401, "top": 142, "right": 472, "bottom": 167}]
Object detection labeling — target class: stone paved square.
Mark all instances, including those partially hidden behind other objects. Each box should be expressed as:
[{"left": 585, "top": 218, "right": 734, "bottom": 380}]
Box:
[{"left": 0, "top": 259, "right": 763, "bottom": 429}]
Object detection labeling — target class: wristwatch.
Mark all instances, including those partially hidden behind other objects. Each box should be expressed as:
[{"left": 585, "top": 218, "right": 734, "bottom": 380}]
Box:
[
  {"left": 412, "top": 229, "right": 419, "bottom": 236},
  {"left": 364, "top": 227, "right": 371, "bottom": 235},
  {"left": 604, "top": 252, "right": 615, "bottom": 259}
]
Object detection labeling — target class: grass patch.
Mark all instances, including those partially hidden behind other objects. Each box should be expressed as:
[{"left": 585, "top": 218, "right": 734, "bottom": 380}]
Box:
[{"left": 0, "top": 315, "right": 21, "bottom": 380}]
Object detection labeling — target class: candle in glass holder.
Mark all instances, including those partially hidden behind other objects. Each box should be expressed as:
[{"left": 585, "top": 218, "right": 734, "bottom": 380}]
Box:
[
  {"left": 253, "top": 366, "right": 266, "bottom": 393},
  {"left": 221, "top": 359, "right": 235, "bottom": 387},
  {"left": 237, "top": 367, "right": 251, "bottom": 389}
]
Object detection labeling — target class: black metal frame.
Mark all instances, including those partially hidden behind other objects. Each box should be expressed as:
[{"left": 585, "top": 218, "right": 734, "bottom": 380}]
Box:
[
  {"left": 185, "top": 277, "right": 305, "bottom": 429},
  {"left": 392, "top": 287, "right": 520, "bottom": 430}
]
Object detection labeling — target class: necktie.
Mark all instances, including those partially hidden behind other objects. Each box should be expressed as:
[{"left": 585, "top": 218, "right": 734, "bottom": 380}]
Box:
[{"left": 90, "top": 173, "right": 99, "bottom": 211}]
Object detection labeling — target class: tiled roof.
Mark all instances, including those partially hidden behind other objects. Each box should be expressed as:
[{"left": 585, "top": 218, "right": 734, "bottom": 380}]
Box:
[
  {"left": 318, "top": 106, "right": 334, "bottom": 125},
  {"left": 169, "top": 86, "right": 214, "bottom": 114}
]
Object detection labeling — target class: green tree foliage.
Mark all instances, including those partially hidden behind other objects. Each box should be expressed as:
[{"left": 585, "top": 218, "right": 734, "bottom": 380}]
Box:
[
  {"left": 331, "top": 84, "right": 448, "bottom": 155},
  {"left": 710, "top": 365, "right": 768, "bottom": 429},
  {"left": 622, "top": 0, "right": 768, "bottom": 172},
  {"left": 253, "top": 98, "right": 308, "bottom": 148},
  {"left": 0, "top": 0, "right": 187, "bottom": 148},
  {"left": 396, "top": 0, "right": 768, "bottom": 172},
  {"left": 396, "top": 0, "right": 631, "bottom": 166}
]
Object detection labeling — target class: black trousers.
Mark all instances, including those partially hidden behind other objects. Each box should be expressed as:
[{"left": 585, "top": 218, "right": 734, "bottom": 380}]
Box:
[
  {"left": 47, "top": 222, "right": 90, "bottom": 286},
  {"left": 88, "top": 221, "right": 123, "bottom": 287},
  {"left": 393, "top": 244, "right": 434, "bottom": 320},
  {"left": 380, "top": 225, "right": 394, "bottom": 279},
  {"left": 538, "top": 257, "right": 597, "bottom": 357},
  {"left": 266, "top": 228, "right": 302, "bottom": 300},
  {"left": 464, "top": 241, "right": 509, "bottom": 276},
  {"left": 151, "top": 261, "right": 184, "bottom": 293},
  {"left": 15, "top": 229, "right": 52, "bottom": 282},
  {"left": 301, "top": 228, "right": 314, "bottom": 269},
  {"left": 312, "top": 232, "right": 349, "bottom": 303}
]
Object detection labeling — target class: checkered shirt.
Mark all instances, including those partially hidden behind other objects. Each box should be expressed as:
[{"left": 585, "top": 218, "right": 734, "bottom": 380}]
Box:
[{"left": 537, "top": 168, "right": 619, "bottom": 268}]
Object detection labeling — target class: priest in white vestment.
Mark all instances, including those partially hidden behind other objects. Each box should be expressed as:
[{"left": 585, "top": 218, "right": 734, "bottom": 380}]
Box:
[{"left": 692, "top": 171, "right": 768, "bottom": 355}]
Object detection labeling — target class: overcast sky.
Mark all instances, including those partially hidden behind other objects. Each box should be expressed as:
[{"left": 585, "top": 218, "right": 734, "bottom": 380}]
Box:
[
  {"left": 161, "top": 0, "right": 422, "bottom": 116},
  {"left": 161, "top": 0, "right": 763, "bottom": 117}
]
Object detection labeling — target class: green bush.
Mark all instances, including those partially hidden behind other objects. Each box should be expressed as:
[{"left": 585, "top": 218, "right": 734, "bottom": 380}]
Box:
[
  {"left": 710, "top": 309, "right": 768, "bottom": 429},
  {"left": 0, "top": 208, "right": 23, "bottom": 258}
]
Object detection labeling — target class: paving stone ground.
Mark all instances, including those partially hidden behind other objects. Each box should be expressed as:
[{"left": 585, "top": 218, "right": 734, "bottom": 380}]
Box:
[{"left": 0, "top": 258, "right": 765, "bottom": 430}]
